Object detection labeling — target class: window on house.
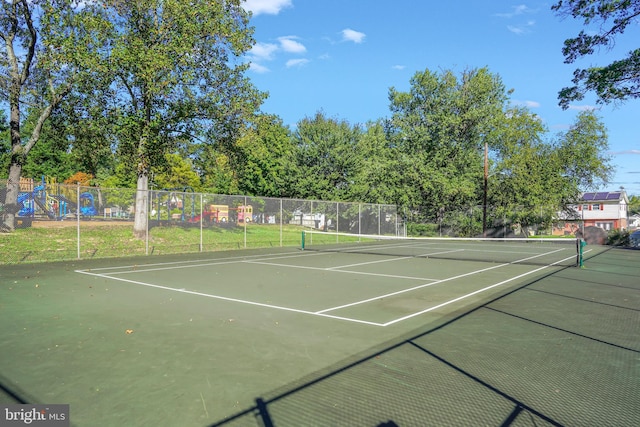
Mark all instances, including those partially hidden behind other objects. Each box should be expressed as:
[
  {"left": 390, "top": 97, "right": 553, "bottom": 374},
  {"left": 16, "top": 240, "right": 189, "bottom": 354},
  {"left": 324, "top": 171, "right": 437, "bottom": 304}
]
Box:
[
  {"left": 583, "top": 204, "right": 590, "bottom": 211},
  {"left": 593, "top": 204, "right": 601, "bottom": 210}
]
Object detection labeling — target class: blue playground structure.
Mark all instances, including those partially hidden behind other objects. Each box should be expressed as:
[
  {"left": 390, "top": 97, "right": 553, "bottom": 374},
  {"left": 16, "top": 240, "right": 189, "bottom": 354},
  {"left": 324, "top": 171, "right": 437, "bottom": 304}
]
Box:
[
  {"left": 17, "top": 183, "right": 54, "bottom": 218},
  {"left": 79, "top": 192, "right": 98, "bottom": 217},
  {"left": 17, "top": 177, "right": 87, "bottom": 220}
]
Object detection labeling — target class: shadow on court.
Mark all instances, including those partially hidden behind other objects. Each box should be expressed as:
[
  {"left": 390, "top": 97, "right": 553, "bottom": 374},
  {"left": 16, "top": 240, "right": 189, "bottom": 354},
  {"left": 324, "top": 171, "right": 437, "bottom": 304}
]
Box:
[{"left": 209, "top": 247, "right": 640, "bottom": 426}]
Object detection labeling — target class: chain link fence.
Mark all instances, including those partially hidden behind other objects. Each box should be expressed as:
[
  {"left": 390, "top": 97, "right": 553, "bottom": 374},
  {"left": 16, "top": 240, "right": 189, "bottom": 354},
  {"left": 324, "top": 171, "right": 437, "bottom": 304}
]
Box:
[
  {"left": 403, "top": 204, "right": 584, "bottom": 238},
  {"left": 0, "top": 180, "right": 402, "bottom": 264}
]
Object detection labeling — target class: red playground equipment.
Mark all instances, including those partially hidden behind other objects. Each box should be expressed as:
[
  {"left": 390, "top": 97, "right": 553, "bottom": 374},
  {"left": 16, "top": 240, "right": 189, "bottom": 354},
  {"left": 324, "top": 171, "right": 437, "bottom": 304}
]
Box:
[{"left": 189, "top": 204, "right": 252, "bottom": 224}]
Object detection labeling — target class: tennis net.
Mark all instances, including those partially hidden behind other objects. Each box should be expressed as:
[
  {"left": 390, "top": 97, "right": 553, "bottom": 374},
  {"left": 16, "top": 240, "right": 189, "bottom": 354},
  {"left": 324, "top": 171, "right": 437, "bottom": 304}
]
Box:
[{"left": 301, "top": 231, "right": 583, "bottom": 267}]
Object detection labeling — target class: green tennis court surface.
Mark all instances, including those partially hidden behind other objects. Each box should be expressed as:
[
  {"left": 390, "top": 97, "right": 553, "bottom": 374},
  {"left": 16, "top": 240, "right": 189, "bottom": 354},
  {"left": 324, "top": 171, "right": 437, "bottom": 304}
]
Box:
[{"left": 1, "top": 242, "right": 638, "bottom": 426}]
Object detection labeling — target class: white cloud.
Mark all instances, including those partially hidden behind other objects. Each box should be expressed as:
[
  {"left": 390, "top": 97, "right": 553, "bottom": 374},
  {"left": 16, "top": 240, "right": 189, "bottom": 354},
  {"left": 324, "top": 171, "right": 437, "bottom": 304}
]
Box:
[
  {"left": 609, "top": 150, "right": 640, "bottom": 155},
  {"left": 244, "top": 0, "right": 292, "bottom": 16},
  {"left": 286, "top": 58, "right": 310, "bottom": 68},
  {"left": 341, "top": 28, "right": 366, "bottom": 44},
  {"left": 278, "top": 36, "right": 306, "bottom": 54},
  {"left": 496, "top": 5, "right": 534, "bottom": 18},
  {"left": 249, "top": 62, "right": 271, "bottom": 73},
  {"left": 507, "top": 20, "right": 535, "bottom": 35},
  {"left": 249, "top": 42, "right": 279, "bottom": 61},
  {"left": 513, "top": 99, "right": 540, "bottom": 108},
  {"left": 567, "top": 104, "right": 597, "bottom": 111},
  {"left": 392, "top": 65, "right": 406, "bottom": 70}
]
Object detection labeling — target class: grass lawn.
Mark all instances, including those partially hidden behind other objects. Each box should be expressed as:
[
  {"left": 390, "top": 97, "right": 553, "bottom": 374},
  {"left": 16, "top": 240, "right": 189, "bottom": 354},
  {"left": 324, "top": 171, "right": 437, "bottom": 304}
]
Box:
[{"left": 0, "top": 220, "right": 307, "bottom": 264}]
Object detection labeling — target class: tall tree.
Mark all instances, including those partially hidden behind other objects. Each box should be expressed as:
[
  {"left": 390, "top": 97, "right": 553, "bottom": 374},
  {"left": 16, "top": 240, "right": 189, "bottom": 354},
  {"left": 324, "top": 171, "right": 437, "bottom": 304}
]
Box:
[
  {"left": 289, "top": 112, "right": 363, "bottom": 201},
  {"left": 234, "top": 114, "right": 294, "bottom": 198},
  {"left": 489, "top": 107, "right": 565, "bottom": 230},
  {"left": 489, "top": 108, "right": 612, "bottom": 230},
  {"left": 349, "top": 120, "right": 399, "bottom": 204},
  {"left": 556, "top": 109, "right": 612, "bottom": 191},
  {"left": 552, "top": 0, "right": 640, "bottom": 108},
  {"left": 101, "top": 0, "right": 264, "bottom": 238},
  {"left": 0, "top": 0, "right": 108, "bottom": 231},
  {"left": 0, "top": 110, "right": 10, "bottom": 175},
  {"left": 386, "top": 67, "right": 508, "bottom": 221}
]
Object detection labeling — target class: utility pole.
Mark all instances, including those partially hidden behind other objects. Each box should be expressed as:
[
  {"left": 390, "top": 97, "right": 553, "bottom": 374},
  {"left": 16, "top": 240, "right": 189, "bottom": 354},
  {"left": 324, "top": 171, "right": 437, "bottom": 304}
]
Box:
[{"left": 482, "top": 140, "right": 488, "bottom": 238}]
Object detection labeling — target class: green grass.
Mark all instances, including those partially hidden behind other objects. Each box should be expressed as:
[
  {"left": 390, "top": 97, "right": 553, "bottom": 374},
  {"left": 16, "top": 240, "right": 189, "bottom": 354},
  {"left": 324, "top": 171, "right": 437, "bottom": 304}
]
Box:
[{"left": 0, "top": 222, "right": 307, "bottom": 264}]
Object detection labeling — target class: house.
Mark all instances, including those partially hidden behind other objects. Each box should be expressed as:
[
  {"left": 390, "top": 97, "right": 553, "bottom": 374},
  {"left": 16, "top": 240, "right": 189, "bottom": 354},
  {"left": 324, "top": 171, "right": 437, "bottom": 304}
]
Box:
[
  {"left": 630, "top": 213, "right": 640, "bottom": 230},
  {"left": 554, "top": 190, "right": 629, "bottom": 235}
]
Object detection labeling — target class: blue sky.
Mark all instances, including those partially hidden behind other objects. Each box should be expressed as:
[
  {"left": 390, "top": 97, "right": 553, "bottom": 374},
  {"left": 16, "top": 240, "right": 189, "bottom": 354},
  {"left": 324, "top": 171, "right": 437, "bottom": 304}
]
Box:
[{"left": 242, "top": 0, "right": 640, "bottom": 196}]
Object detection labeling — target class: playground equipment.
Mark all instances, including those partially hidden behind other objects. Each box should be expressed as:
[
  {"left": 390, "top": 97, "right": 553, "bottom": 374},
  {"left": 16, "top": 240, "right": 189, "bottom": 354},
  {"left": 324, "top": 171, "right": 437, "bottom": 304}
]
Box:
[
  {"left": 15, "top": 177, "right": 93, "bottom": 220},
  {"left": 17, "top": 182, "right": 60, "bottom": 219},
  {"left": 79, "top": 192, "right": 98, "bottom": 217},
  {"left": 188, "top": 204, "right": 252, "bottom": 225},
  {"left": 235, "top": 205, "right": 253, "bottom": 223}
]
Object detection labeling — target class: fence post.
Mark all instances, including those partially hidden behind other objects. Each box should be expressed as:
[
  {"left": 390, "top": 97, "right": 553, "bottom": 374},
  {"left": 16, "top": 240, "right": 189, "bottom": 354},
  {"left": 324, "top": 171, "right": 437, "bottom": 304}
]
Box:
[
  {"left": 76, "top": 184, "right": 80, "bottom": 260},
  {"left": 280, "top": 198, "right": 283, "bottom": 247}
]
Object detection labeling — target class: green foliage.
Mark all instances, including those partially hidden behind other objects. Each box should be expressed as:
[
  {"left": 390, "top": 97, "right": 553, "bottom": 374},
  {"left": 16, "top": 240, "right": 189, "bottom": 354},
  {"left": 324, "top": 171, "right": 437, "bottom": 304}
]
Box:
[
  {"left": 234, "top": 114, "right": 294, "bottom": 197},
  {"left": 606, "top": 229, "right": 630, "bottom": 247},
  {"left": 489, "top": 109, "right": 612, "bottom": 227},
  {"left": 289, "top": 112, "right": 363, "bottom": 201},
  {"left": 21, "top": 113, "right": 77, "bottom": 181},
  {"left": 629, "top": 195, "right": 640, "bottom": 215},
  {"left": 406, "top": 222, "right": 440, "bottom": 237},
  {"left": 387, "top": 67, "right": 508, "bottom": 218},
  {"left": 556, "top": 110, "right": 612, "bottom": 191},
  {"left": 152, "top": 153, "right": 201, "bottom": 191},
  {"left": 552, "top": 0, "right": 640, "bottom": 108}
]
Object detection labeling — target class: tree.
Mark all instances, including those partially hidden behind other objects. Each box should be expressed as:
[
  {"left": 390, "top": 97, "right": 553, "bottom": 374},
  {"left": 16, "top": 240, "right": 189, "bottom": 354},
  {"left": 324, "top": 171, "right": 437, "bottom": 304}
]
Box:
[
  {"left": 556, "top": 110, "right": 612, "bottom": 191},
  {"left": 1, "top": 0, "right": 109, "bottom": 231},
  {"left": 99, "top": 0, "right": 264, "bottom": 238},
  {"left": 552, "top": 0, "right": 640, "bottom": 109},
  {"left": 289, "top": 112, "right": 363, "bottom": 201},
  {"left": 489, "top": 107, "right": 568, "bottom": 231},
  {"left": 628, "top": 195, "right": 640, "bottom": 215},
  {"left": 234, "top": 114, "right": 294, "bottom": 198},
  {"left": 349, "top": 121, "right": 399, "bottom": 204},
  {"left": 489, "top": 109, "right": 612, "bottom": 232},
  {"left": 386, "top": 67, "right": 509, "bottom": 223},
  {"left": 0, "top": 110, "right": 10, "bottom": 175},
  {"left": 152, "top": 153, "right": 201, "bottom": 192}
]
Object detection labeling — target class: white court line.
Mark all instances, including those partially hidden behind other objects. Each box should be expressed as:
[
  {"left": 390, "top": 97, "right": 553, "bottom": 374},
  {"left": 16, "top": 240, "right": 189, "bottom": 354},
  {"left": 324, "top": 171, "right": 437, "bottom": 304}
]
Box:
[
  {"left": 74, "top": 251, "right": 298, "bottom": 272},
  {"left": 382, "top": 253, "right": 577, "bottom": 326},
  {"left": 74, "top": 246, "right": 579, "bottom": 327},
  {"left": 324, "top": 249, "right": 464, "bottom": 270},
  {"left": 80, "top": 250, "right": 327, "bottom": 276},
  {"left": 245, "top": 260, "right": 438, "bottom": 281},
  {"left": 75, "top": 269, "right": 384, "bottom": 327},
  {"left": 315, "top": 248, "right": 567, "bottom": 314}
]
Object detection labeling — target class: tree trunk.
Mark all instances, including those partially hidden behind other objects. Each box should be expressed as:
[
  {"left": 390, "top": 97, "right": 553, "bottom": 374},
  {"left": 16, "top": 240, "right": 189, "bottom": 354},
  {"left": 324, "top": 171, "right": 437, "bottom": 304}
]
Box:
[
  {"left": 1, "top": 164, "right": 23, "bottom": 232},
  {"left": 2, "top": 78, "right": 25, "bottom": 232},
  {"left": 133, "top": 171, "right": 149, "bottom": 239}
]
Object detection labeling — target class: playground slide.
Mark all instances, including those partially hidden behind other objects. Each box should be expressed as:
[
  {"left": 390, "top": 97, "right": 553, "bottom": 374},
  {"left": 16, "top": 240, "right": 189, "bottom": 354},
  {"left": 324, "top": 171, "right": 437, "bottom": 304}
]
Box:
[
  {"left": 17, "top": 184, "right": 53, "bottom": 218},
  {"left": 33, "top": 197, "right": 56, "bottom": 219}
]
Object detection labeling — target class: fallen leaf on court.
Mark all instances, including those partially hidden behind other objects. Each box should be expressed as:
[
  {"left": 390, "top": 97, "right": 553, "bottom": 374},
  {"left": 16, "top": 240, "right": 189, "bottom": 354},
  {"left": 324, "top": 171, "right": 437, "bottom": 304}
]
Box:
[{"left": 125, "top": 329, "right": 134, "bottom": 334}]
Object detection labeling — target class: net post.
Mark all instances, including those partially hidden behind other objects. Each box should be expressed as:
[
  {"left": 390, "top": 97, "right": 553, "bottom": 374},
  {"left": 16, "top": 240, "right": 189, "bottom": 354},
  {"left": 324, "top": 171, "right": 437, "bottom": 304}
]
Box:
[
  {"left": 301, "top": 230, "right": 306, "bottom": 250},
  {"left": 578, "top": 238, "right": 586, "bottom": 267}
]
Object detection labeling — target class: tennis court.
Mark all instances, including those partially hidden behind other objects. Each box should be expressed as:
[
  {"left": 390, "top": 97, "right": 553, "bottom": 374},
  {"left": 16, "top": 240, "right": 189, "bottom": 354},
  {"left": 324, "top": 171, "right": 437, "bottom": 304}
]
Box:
[{"left": 1, "top": 237, "right": 638, "bottom": 426}]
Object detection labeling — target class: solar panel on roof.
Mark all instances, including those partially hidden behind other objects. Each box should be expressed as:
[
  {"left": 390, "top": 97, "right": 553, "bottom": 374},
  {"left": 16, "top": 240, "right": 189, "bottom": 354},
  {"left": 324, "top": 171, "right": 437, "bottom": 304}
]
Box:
[
  {"left": 606, "top": 193, "right": 621, "bottom": 200},
  {"left": 595, "top": 192, "right": 609, "bottom": 199},
  {"left": 582, "top": 193, "right": 595, "bottom": 200}
]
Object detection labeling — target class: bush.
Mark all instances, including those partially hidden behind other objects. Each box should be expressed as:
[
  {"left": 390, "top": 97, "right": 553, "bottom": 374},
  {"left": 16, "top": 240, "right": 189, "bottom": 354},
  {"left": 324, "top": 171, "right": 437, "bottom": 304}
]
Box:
[
  {"left": 607, "top": 229, "right": 630, "bottom": 247},
  {"left": 407, "top": 222, "right": 440, "bottom": 236}
]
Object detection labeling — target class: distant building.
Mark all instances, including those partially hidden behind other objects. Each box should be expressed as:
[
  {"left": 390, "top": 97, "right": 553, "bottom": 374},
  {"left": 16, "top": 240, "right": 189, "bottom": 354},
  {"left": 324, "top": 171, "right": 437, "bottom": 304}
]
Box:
[{"left": 554, "top": 190, "right": 629, "bottom": 235}]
